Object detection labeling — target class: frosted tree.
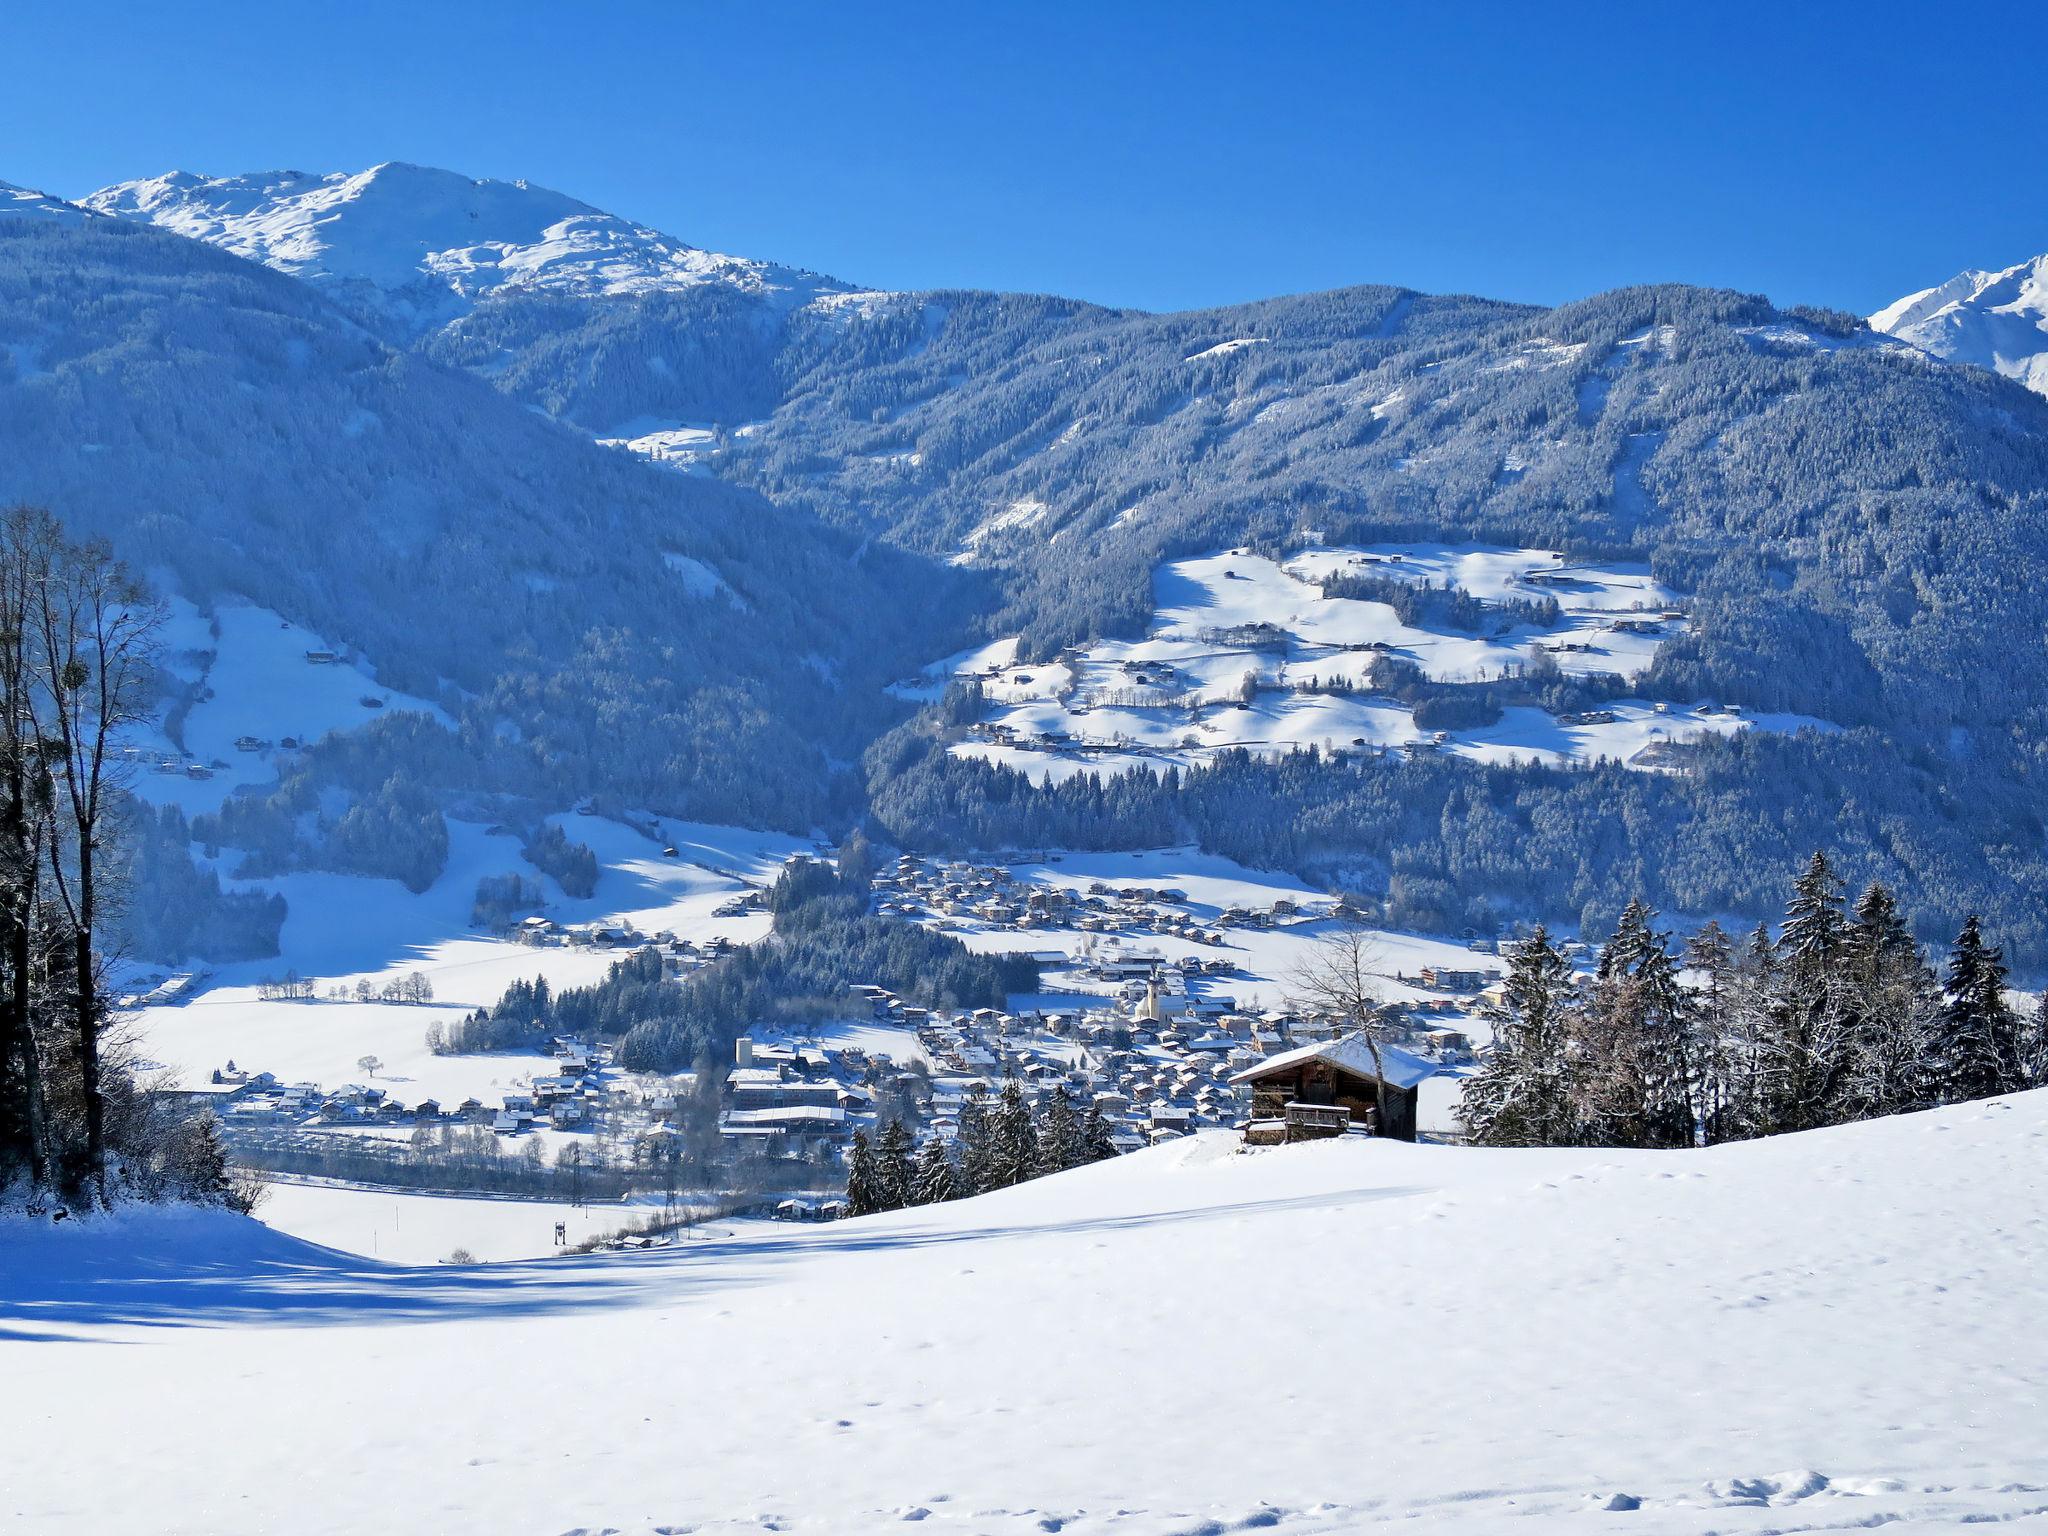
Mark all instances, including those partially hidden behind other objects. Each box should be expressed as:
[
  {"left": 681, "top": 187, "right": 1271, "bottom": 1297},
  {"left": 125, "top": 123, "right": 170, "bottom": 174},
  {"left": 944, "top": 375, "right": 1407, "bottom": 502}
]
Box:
[
  {"left": 954, "top": 1088, "right": 995, "bottom": 1196},
  {"left": 1035, "top": 1085, "right": 1086, "bottom": 1175},
  {"left": 1576, "top": 902, "right": 1694, "bottom": 1148},
  {"left": 1932, "top": 916, "right": 2024, "bottom": 1102},
  {"left": 843, "top": 1129, "right": 886, "bottom": 1217},
  {"left": 1756, "top": 854, "right": 1852, "bottom": 1134},
  {"left": 1834, "top": 882, "right": 1938, "bottom": 1120},
  {"left": 1081, "top": 1098, "right": 1117, "bottom": 1162},
  {"left": 1461, "top": 925, "right": 1580, "bottom": 1146},
  {"left": 875, "top": 1118, "right": 915, "bottom": 1211},
  {"left": 988, "top": 1077, "right": 1038, "bottom": 1190},
  {"left": 910, "top": 1135, "right": 958, "bottom": 1205}
]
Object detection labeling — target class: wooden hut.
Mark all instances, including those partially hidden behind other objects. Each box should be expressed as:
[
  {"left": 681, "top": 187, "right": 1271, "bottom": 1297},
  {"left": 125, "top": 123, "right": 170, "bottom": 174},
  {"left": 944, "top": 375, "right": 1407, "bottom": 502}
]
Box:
[{"left": 1230, "top": 1032, "right": 1436, "bottom": 1144}]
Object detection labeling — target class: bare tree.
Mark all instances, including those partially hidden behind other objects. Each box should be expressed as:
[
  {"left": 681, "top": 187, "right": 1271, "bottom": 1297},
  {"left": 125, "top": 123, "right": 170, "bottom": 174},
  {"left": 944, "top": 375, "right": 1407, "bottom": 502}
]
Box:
[
  {"left": 0, "top": 507, "right": 55, "bottom": 1187},
  {"left": 20, "top": 514, "right": 162, "bottom": 1197},
  {"left": 356, "top": 1054, "right": 383, "bottom": 1079},
  {"left": 1287, "top": 918, "right": 1395, "bottom": 1130}
]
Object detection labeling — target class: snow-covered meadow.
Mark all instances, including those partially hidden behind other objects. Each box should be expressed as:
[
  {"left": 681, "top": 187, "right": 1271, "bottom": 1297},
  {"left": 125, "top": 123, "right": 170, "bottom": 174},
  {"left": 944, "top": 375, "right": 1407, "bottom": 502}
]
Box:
[
  {"left": 123, "top": 814, "right": 813, "bottom": 1105},
  {"left": 941, "top": 545, "right": 1833, "bottom": 781},
  {"left": 5, "top": 1090, "right": 2044, "bottom": 1535}
]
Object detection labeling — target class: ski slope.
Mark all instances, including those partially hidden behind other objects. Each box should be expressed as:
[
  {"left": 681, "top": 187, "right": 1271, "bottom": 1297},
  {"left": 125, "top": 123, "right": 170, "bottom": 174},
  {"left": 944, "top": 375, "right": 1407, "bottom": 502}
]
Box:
[{"left": 4, "top": 1091, "right": 2044, "bottom": 1534}]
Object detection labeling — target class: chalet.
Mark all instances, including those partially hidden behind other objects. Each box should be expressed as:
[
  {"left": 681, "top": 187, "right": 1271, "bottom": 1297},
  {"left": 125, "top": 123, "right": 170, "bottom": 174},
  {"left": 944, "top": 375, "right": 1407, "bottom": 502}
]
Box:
[{"left": 1229, "top": 1032, "right": 1438, "bottom": 1143}]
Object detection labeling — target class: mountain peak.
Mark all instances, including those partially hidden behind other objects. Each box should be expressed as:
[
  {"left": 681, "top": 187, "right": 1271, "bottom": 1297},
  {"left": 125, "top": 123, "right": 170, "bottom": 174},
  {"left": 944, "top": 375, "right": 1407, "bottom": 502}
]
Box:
[
  {"left": 1871, "top": 251, "right": 2048, "bottom": 397},
  {"left": 82, "top": 162, "right": 852, "bottom": 332}
]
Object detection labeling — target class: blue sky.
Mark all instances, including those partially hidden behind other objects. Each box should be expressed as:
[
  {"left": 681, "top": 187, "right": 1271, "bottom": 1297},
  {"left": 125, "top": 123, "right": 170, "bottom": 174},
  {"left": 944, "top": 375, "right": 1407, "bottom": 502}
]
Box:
[{"left": 5, "top": 1, "right": 2041, "bottom": 314}]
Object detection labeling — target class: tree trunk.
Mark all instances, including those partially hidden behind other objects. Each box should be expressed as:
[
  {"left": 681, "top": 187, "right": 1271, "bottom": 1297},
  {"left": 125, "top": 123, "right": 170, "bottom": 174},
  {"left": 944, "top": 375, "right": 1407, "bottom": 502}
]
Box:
[{"left": 74, "top": 834, "right": 101, "bottom": 1197}]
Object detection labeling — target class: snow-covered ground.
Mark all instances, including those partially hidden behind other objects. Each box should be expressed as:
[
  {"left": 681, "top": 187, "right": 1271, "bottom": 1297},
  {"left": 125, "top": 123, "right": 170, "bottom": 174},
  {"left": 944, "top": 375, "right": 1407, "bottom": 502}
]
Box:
[
  {"left": 5, "top": 1091, "right": 2045, "bottom": 1534},
  {"left": 125, "top": 815, "right": 812, "bottom": 1103},
  {"left": 126, "top": 594, "right": 451, "bottom": 817},
  {"left": 251, "top": 1179, "right": 682, "bottom": 1263},
  {"left": 940, "top": 546, "right": 1832, "bottom": 780}
]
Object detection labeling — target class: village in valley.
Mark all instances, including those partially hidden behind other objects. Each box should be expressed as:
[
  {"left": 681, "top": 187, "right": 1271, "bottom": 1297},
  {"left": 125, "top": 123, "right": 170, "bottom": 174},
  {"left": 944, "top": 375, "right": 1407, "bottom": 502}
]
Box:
[{"left": 143, "top": 837, "right": 1513, "bottom": 1242}]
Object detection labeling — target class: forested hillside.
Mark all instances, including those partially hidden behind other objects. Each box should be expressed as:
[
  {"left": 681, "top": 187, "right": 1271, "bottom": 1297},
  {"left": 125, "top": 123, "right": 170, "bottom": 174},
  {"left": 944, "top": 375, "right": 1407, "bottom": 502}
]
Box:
[
  {"left": 20, "top": 170, "right": 2048, "bottom": 968},
  {"left": 0, "top": 218, "right": 975, "bottom": 869}
]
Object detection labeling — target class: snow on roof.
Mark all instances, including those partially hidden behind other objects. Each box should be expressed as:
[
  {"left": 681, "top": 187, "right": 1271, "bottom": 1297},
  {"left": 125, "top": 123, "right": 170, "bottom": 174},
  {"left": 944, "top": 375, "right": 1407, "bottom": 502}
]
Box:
[{"left": 1229, "top": 1031, "right": 1439, "bottom": 1090}]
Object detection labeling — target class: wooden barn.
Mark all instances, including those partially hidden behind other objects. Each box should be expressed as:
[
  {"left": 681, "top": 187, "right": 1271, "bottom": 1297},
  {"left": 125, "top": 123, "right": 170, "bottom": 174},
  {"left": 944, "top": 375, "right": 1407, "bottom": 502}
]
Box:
[{"left": 1230, "top": 1033, "right": 1437, "bottom": 1144}]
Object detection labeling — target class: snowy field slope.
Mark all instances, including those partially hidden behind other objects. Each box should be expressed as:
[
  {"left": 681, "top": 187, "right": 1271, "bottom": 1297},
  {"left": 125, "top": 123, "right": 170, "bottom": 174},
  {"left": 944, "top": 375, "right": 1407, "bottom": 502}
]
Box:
[
  {"left": 125, "top": 816, "right": 811, "bottom": 1105},
  {"left": 127, "top": 594, "right": 452, "bottom": 816},
  {"left": 1873, "top": 251, "right": 2048, "bottom": 397},
  {"left": 945, "top": 545, "right": 1831, "bottom": 780},
  {"left": 250, "top": 1179, "right": 707, "bottom": 1263},
  {"left": 5, "top": 1092, "right": 2046, "bottom": 1534},
  {"left": 85, "top": 163, "right": 851, "bottom": 331}
]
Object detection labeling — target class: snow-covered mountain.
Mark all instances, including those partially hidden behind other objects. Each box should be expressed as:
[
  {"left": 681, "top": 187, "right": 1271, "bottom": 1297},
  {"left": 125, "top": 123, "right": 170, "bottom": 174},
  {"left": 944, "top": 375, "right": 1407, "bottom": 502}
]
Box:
[
  {"left": 0, "top": 178, "right": 94, "bottom": 223},
  {"left": 84, "top": 162, "right": 852, "bottom": 334},
  {"left": 1871, "top": 252, "right": 2048, "bottom": 396}
]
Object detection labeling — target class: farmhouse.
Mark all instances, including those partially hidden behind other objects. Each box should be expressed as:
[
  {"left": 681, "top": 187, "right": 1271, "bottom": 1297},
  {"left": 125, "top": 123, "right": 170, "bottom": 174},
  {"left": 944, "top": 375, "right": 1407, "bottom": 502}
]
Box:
[{"left": 1230, "top": 1032, "right": 1438, "bottom": 1143}]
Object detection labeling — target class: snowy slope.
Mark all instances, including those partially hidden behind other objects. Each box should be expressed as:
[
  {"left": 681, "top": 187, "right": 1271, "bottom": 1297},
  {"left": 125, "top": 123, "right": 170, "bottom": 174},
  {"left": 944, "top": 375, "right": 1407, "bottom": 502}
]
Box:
[
  {"left": 1872, "top": 252, "right": 2048, "bottom": 397},
  {"left": 84, "top": 163, "right": 851, "bottom": 332},
  {"left": 0, "top": 179, "right": 94, "bottom": 223},
  {"left": 5, "top": 1092, "right": 2047, "bottom": 1534}
]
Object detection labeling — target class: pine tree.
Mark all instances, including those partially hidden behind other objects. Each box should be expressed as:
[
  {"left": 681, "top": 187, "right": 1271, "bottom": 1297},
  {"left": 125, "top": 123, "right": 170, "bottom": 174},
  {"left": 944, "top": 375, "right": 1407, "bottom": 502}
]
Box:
[
  {"left": 1835, "top": 882, "right": 1938, "bottom": 1120},
  {"left": 875, "top": 1119, "right": 915, "bottom": 1211},
  {"left": 1932, "top": 915, "right": 2024, "bottom": 1102},
  {"left": 954, "top": 1087, "right": 995, "bottom": 1196},
  {"left": 1780, "top": 851, "right": 1847, "bottom": 975},
  {"left": 1578, "top": 901, "right": 1695, "bottom": 1147},
  {"left": 910, "top": 1135, "right": 959, "bottom": 1204},
  {"left": 843, "top": 1128, "right": 886, "bottom": 1217},
  {"left": 1036, "top": 1085, "right": 1086, "bottom": 1174},
  {"left": 1462, "top": 925, "right": 1580, "bottom": 1146},
  {"left": 2025, "top": 994, "right": 2048, "bottom": 1089},
  {"left": 1081, "top": 1098, "right": 1117, "bottom": 1162},
  {"left": 988, "top": 1076, "right": 1039, "bottom": 1189},
  {"left": 1757, "top": 856, "right": 1852, "bottom": 1134}
]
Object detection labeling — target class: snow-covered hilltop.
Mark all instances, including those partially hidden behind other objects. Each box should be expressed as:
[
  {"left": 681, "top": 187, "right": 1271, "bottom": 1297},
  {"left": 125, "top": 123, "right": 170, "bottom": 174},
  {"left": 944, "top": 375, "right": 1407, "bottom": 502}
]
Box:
[
  {"left": 84, "top": 162, "right": 853, "bottom": 332},
  {"left": 1871, "top": 252, "right": 2048, "bottom": 397},
  {"left": 0, "top": 178, "right": 95, "bottom": 223}
]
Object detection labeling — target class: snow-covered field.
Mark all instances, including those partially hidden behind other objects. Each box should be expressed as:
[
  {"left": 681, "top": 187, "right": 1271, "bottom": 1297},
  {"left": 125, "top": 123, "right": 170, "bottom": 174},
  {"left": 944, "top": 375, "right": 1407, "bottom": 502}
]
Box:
[
  {"left": 941, "top": 546, "right": 1832, "bottom": 780},
  {"left": 127, "top": 594, "right": 452, "bottom": 817},
  {"left": 5, "top": 1091, "right": 2044, "bottom": 1534},
  {"left": 251, "top": 1179, "right": 681, "bottom": 1263},
  {"left": 933, "top": 845, "right": 1504, "bottom": 1027},
  {"left": 125, "top": 815, "right": 812, "bottom": 1103}
]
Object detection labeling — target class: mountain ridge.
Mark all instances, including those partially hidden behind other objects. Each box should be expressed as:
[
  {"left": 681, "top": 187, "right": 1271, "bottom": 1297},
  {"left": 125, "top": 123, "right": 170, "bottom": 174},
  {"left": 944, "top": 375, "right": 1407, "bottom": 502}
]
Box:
[{"left": 1871, "top": 250, "right": 2048, "bottom": 396}]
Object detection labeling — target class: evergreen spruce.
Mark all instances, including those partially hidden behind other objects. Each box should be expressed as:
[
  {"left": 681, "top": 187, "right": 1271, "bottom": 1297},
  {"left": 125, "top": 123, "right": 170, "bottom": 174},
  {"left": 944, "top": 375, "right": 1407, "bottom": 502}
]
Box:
[
  {"left": 1036, "top": 1085, "right": 1086, "bottom": 1175},
  {"left": 1461, "top": 925, "right": 1580, "bottom": 1146},
  {"left": 1757, "top": 855, "right": 1852, "bottom": 1134},
  {"left": 954, "top": 1087, "right": 995, "bottom": 1196},
  {"left": 910, "top": 1134, "right": 959, "bottom": 1205},
  {"left": 875, "top": 1118, "right": 916, "bottom": 1211},
  {"left": 989, "top": 1076, "right": 1039, "bottom": 1189},
  {"left": 1933, "top": 916, "right": 2024, "bottom": 1101},
  {"left": 1835, "top": 882, "right": 1938, "bottom": 1119},
  {"left": 843, "top": 1129, "right": 886, "bottom": 1217},
  {"left": 1578, "top": 901, "right": 1695, "bottom": 1147},
  {"left": 1081, "top": 1099, "right": 1118, "bottom": 1162}
]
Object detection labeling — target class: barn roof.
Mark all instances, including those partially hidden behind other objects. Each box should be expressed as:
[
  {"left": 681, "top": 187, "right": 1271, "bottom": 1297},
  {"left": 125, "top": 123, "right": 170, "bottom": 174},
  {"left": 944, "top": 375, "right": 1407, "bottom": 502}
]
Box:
[{"left": 1228, "top": 1031, "right": 1439, "bottom": 1090}]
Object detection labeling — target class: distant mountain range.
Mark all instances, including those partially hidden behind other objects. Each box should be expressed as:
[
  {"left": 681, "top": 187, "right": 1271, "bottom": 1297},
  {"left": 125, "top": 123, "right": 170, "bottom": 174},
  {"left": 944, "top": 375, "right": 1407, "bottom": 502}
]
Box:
[
  {"left": 79, "top": 163, "right": 853, "bottom": 337},
  {"left": 1872, "top": 252, "right": 2048, "bottom": 397},
  {"left": 8, "top": 162, "right": 2048, "bottom": 962}
]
